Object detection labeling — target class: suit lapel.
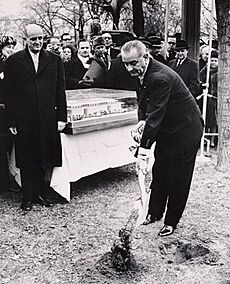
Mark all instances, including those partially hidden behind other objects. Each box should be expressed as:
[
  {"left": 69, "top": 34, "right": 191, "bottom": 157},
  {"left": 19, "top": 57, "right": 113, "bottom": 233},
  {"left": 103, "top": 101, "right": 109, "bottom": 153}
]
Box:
[
  {"left": 18, "top": 48, "right": 36, "bottom": 75},
  {"left": 176, "top": 58, "right": 188, "bottom": 71},
  {"left": 37, "top": 49, "right": 50, "bottom": 74},
  {"left": 18, "top": 48, "right": 50, "bottom": 75}
]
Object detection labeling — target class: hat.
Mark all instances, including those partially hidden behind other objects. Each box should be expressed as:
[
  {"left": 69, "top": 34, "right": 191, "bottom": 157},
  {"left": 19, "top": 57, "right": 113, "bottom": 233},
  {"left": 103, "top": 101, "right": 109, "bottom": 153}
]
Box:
[
  {"left": 211, "top": 49, "right": 218, "bottom": 58},
  {"left": 93, "top": 14, "right": 100, "bottom": 20},
  {"left": 61, "top": 33, "right": 72, "bottom": 41},
  {"left": 149, "top": 36, "right": 162, "bottom": 48},
  {"left": 138, "top": 36, "right": 152, "bottom": 48},
  {"left": 0, "top": 36, "right": 17, "bottom": 49},
  {"left": 102, "top": 33, "right": 112, "bottom": 39},
  {"left": 92, "top": 36, "right": 105, "bottom": 48},
  {"left": 168, "top": 37, "right": 176, "bottom": 44},
  {"left": 174, "top": 39, "right": 189, "bottom": 50}
]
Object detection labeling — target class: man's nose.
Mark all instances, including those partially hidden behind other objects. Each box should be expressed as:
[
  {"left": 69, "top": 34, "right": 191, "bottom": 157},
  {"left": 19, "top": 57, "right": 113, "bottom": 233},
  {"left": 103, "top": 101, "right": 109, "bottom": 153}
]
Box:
[{"left": 126, "top": 64, "right": 133, "bottom": 72}]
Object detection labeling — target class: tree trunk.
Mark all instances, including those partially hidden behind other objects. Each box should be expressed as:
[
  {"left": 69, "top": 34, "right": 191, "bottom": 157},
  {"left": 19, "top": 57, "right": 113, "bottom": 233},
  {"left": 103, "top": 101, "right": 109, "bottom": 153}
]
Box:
[
  {"left": 132, "top": 0, "right": 144, "bottom": 37},
  {"left": 215, "top": 0, "right": 230, "bottom": 171},
  {"left": 112, "top": 7, "right": 120, "bottom": 29}
]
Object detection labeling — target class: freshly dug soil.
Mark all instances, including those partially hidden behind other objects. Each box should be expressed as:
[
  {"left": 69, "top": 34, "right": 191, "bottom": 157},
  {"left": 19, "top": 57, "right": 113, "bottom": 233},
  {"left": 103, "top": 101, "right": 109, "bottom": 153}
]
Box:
[{"left": 0, "top": 150, "right": 229, "bottom": 284}]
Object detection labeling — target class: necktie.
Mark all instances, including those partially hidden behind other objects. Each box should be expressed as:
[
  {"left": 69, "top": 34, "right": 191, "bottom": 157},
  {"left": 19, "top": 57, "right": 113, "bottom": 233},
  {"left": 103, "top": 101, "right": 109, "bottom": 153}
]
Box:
[
  {"left": 33, "top": 53, "right": 39, "bottom": 72},
  {"left": 176, "top": 59, "right": 181, "bottom": 67}
]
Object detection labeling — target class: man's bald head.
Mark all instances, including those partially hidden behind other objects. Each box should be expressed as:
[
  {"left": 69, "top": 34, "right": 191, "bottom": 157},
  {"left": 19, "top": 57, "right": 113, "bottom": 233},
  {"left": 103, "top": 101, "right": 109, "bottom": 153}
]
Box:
[
  {"left": 25, "top": 24, "right": 43, "bottom": 38},
  {"left": 25, "top": 24, "right": 44, "bottom": 53}
]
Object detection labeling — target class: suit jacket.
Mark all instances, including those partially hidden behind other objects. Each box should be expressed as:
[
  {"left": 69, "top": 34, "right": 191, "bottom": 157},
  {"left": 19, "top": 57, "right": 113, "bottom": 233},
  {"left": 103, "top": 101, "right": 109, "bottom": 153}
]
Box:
[
  {"left": 138, "top": 58, "right": 203, "bottom": 154},
  {"left": 64, "top": 56, "right": 89, "bottom": 90},
  {"left": 0, "top": 58, "right": 11, "bottom": 153},
  {"left": 0, "top": 58, "right": 7, "bottom": 133},
  {"left": 108, "top": 47, "right": 120, "bottom": 59},
  {"left": 168, "top": 57, "right": 200, "bottom": 98},
  {"left": 4, "top": 47, "right": 67, "bottom": 169},
  {"left": 83, "top": 54, "right": 110, "bottom": 87},
  {"left": 105, "top": 56, "right": 137, "bottom": 90}
]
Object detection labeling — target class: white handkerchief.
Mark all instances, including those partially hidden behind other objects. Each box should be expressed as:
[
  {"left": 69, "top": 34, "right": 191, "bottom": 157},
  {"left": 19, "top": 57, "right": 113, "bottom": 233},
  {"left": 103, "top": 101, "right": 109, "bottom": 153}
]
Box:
[{"left": 0, "top": 72, "right": 4, "bottom": 80}]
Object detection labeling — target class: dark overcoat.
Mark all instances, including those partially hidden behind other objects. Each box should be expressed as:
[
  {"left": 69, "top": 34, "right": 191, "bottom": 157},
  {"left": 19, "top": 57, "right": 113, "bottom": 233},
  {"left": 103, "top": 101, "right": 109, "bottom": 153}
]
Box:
[
  {"left": 138, "top": 58, "right": 203, "bottom": 154},
  {"left": 0, "top": 58, "right": 11, "bottom": 154},
  {"left": 4, "top": 48, "right": 67, "bottom": 169},
  {"left": 168, "top": 57, "right": 200, "bottom": 98},
  {"left": 105, "top": 56, "right": 136, "bottom": 90},
  {"left": 64, "top": 56, "right": 88, "bottom": 90}
]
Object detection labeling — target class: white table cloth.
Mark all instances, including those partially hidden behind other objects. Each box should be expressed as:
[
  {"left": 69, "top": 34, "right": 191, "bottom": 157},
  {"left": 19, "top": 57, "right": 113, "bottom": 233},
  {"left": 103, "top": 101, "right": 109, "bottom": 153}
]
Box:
[{"left": 50, "top": 125, "right": 136, "bottom": 201}]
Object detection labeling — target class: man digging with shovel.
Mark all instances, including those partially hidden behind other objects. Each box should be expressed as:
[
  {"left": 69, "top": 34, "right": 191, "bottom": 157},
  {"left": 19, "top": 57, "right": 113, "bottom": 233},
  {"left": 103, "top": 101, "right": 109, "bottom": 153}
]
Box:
[{"left": 121, "top": 40, "right": 203, "bottom": 237}]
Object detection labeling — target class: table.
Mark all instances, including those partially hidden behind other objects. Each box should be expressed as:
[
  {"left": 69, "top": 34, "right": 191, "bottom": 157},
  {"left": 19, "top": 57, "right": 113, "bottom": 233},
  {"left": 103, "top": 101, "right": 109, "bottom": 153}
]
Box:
[
  {"left": 51, "top": 88, "right": 138, "bottom": 201},
  {"left": 9, "top": 88, "right": 139, "bottom": 201},
  {"left": 51, "top": 127, "right": 137, "bottom": 201}
]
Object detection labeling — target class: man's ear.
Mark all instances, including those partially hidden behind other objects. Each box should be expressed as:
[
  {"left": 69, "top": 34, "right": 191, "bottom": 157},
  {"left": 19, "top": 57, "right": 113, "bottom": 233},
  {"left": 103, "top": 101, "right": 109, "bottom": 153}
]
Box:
[{"left": 143, "top": 53, "right": 148, "bottom": 59}]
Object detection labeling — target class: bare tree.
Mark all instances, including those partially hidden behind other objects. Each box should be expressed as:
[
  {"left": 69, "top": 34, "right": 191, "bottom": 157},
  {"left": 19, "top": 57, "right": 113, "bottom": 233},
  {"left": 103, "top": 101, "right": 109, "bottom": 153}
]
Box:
[
  {"left": 201, "top": 0, "right": 217, "bottom": 40},
  {"left": 23, "top": 0, "right": 65, "bottom": 36},
  {"left": 131, "top": 0, "right": 144, "bottom": 36},
  {"left": 215, "top": 0, "right": 230, "bottom": 171},
  {"left": 101, "top": 0, "right": 129, "bottom": 29}
]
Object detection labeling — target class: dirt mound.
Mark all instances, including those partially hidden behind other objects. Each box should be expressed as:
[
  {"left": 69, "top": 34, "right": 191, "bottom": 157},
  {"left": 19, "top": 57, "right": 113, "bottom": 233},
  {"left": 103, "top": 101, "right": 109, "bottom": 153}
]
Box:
[{"left": 159, "top": 240, "right": 221, "bottom": 265}]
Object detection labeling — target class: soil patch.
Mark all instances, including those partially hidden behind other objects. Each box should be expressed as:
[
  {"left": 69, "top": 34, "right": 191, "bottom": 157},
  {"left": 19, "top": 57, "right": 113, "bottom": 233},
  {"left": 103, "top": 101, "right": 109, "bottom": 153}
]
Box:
[{"left": 0, "top": 150, "right": 229, "bottom": 283}]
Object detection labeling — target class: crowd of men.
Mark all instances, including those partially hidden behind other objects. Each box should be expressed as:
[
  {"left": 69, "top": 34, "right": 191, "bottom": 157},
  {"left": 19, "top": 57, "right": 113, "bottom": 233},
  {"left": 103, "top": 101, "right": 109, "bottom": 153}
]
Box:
[{"left": 0, "top": 23, "right": 218, "bottom": 236}]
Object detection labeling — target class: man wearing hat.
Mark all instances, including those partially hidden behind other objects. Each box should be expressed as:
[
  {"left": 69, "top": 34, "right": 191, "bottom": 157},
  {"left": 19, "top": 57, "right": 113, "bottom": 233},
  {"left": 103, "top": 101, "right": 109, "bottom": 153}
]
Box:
[
  {"left": 168, "top": 39, "right": 200, "bottom": 98},
  {"left": 148, "top": 36, "right": 167, "bottom": 65},
  {"left": 199, "top": 49, "right": 219, "bottom": 147},
  {"left": 80, "top": 36, "right": 110, "bottom": 87}
]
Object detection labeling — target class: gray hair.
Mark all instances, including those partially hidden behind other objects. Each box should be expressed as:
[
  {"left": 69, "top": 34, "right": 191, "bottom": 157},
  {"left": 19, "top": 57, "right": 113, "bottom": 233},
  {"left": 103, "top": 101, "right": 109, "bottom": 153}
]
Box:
[{"left": 121, "top": 40, "right": 147, "bottom": 57}]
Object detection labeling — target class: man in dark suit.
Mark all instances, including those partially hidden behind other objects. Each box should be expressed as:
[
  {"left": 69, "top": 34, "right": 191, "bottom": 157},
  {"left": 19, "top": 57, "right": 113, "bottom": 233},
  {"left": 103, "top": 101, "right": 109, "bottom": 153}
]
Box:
[
  {"left": 121, "top": 40, "right": 203, "bottom": 236},
  {"left": 5, "top": 24, "right": 67, "bottom": 211},
  {"left": 105, "top": 55, "right": 136, "bottom": 90},
  {"left": 80, "top": 36, "right": 110, "bottom": 87},
  {"left": 168, "top": 39, "right": 200, "bottom": 98},
  {"left": 64, "top": 39, "right": 91, "bottom": 89},
  {"left": 102, "top": 33, "right": 120, "bottom": 60}
]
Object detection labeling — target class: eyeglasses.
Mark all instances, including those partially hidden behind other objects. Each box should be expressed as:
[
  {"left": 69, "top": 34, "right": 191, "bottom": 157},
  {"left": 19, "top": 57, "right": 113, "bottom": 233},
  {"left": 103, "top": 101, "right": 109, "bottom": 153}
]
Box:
[
  {"left": 103, "top": 37, "right": 112, "bottom": 40},
  {"left": 30, "top": 36, "right": 43, "bottom": 42}
]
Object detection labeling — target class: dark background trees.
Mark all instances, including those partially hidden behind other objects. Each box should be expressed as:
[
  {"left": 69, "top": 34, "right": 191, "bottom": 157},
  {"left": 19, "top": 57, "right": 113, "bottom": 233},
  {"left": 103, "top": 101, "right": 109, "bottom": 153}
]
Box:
[{"left": 215, "top": 0, "right": 230, "bottom": 171}]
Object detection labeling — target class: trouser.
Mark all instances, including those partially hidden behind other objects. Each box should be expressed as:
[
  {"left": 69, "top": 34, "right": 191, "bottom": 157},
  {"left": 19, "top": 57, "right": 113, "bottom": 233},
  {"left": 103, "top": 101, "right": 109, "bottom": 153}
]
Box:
[
  {"left": 148, "top": 142, "right": 199, "bottom": 228},
  {"left": 20, "top": 168, "right": 46, "bottom": 202},
  {"left": 0, "top": 153, "right": 10, "bottom": 192}
]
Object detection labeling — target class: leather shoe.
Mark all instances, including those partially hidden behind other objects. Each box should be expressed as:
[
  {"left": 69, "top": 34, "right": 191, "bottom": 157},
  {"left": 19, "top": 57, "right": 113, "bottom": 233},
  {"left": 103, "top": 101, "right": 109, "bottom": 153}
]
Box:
[
  {"left": 159, "top": 225, "right": 174, "bottom": 237},
  {"left": 142, "top": 214, "right": 162, "bottom": 225},
  {"left": 20, "top": 201, "right": 32, "bottom": 211},
  {"left": 34, "top": 196, "right": 54, "bottom": 207}
]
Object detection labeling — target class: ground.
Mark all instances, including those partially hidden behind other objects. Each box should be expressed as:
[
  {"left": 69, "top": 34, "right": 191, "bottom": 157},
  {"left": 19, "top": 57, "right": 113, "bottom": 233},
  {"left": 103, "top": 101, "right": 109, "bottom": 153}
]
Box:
[{"left": 0, "top": 150, "right": 229, "bottom": 284}]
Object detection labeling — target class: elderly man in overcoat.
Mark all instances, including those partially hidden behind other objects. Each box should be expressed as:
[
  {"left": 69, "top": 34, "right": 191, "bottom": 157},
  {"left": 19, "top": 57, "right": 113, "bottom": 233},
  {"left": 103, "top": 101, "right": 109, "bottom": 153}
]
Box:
[
  {"left": 168, "top": 39, "right": 200, "bottom": 98},
  {"left": 121, "top": 40, "right": 203, "bottom": 236},
  {"left": 5, "top": 24, "right": 67, "bottom": 211}
]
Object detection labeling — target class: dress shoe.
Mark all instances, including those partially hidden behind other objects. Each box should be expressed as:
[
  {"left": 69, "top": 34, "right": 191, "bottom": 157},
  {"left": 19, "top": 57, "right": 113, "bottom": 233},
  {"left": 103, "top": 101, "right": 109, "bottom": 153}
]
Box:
[
  {"left": 34, "top": 196, "right": 54, "bottom": 207},
  {"left": 20, "top": 201, "right": 32, "bottom": 211},
  {"left": 142, "top": 214, "right": 162, "bottom": 225},
  {"left": 159, "top": 225, "right": 174, "bottom": 237}
]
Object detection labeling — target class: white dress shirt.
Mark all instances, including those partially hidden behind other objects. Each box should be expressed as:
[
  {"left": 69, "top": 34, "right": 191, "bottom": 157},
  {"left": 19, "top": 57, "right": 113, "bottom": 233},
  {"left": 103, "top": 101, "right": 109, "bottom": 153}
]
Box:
[
  {"left": 78, "top": 54, "right": 90, "bottom": 69},
  {"left": 28, "top": 49, "right": 40, "bottom": 73}
]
